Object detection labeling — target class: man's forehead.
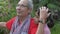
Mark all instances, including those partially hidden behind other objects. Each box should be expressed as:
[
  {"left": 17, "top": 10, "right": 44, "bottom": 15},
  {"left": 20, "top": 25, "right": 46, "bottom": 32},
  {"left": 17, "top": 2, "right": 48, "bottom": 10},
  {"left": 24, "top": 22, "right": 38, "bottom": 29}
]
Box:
[{"left": 18, "top": 0, "right": 28, "bottom": 4}]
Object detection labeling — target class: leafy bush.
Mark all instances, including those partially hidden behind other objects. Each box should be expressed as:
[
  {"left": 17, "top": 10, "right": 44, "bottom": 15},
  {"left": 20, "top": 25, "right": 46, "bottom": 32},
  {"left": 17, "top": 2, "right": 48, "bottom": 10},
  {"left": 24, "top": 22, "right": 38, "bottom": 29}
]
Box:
[{"left": 0, "top": 0, "right": 60, "bottom": 34}]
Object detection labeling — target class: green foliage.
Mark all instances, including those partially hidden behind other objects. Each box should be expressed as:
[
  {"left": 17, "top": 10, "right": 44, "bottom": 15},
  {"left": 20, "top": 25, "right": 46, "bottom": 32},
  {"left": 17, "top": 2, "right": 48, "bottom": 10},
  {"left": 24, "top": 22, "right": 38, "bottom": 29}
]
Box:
[
  {"left": 0, "top": 0, "right": 60, "bottom": 34},
  {"left": 0, "top": 0, "right": 18, "bottom": 22},
  {"left": 51, "top": 21, "right": 60, "bottom": 34},
  {"left": 0, "top": 27, "right": 9, "bottom": 34}
]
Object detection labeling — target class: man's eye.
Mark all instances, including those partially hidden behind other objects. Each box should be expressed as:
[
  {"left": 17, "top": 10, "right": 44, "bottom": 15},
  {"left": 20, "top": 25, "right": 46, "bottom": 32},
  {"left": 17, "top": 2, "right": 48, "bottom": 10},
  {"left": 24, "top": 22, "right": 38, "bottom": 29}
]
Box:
[
  {"left": 21, "top": 5, "right": 26, "bottom": 7},
  {"left": 17, "top": 4, "right": 27, "bottom": 7}
]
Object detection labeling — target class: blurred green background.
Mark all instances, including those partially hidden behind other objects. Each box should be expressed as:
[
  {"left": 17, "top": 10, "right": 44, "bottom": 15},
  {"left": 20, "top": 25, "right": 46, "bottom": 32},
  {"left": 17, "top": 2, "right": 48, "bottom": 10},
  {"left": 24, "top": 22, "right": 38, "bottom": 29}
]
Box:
[{"left": 0, "top": 0, "right": 60, "bottom": 34}]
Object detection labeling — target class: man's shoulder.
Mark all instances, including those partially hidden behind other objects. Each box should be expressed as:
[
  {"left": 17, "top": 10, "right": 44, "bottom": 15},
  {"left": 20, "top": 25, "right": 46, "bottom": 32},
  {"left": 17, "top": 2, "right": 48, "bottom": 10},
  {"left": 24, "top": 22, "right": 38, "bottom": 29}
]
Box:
[
  {"left": 30, "top": 18, "right": 38, "bottom": 27},
  {"left": 30, "top": 18, "right": 35, "bottom": 24},
  {"left": 30, "top": 18, "right": 34, "bottom": 22},
  {"left": 7, "top": 17, "right": 16, "bottom": 23},
  {"left": 6, "top": 17, "right": 16, "bottom": 30}
]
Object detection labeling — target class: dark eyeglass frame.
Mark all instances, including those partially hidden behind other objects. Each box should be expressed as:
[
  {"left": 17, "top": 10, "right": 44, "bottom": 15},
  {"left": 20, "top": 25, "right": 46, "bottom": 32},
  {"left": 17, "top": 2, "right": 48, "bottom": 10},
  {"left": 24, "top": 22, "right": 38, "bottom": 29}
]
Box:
[{"left": 16, "top": 4, "right": 28, "bottom": 8}]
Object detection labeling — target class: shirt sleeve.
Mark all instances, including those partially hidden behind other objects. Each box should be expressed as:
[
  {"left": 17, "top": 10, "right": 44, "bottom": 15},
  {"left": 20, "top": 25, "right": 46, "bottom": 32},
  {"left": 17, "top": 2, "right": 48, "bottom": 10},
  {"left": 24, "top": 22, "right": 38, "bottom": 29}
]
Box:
[{"left": 6, "top": 17, "right": 16, "bottom": 30}]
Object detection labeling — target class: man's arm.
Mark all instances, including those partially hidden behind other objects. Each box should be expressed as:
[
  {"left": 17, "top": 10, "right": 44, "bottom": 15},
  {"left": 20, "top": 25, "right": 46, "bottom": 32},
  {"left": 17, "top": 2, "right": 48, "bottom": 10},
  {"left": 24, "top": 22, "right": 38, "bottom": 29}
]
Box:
[
  {"left": 0, "top": 22, "right": 6, "bottom": 28},
  {"left": 36, "top": 7, "right": 50, "bottom": 34},
  {"left": 36, "top": 20, "right": 46, "bottom": 34},
  {"left": 0, "top": 17, "right": 15, "bottom": 30}
]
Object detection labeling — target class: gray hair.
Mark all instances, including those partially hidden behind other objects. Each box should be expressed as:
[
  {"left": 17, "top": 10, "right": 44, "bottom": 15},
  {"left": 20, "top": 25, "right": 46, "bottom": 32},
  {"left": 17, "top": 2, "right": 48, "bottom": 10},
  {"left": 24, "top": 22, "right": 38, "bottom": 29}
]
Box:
[
  {"left": 27, "top": 0, "right": 33, "bottom": 10},
  {"left": 19, "top": 0, "right": 33, "bottom": 14}
]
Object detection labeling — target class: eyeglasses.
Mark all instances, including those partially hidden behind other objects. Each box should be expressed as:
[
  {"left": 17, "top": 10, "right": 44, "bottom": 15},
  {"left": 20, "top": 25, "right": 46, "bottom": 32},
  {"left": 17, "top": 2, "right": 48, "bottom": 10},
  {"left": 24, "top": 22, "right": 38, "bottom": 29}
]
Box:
[{"left": 17, "top": 4, "right": 28, "bottom": 8}]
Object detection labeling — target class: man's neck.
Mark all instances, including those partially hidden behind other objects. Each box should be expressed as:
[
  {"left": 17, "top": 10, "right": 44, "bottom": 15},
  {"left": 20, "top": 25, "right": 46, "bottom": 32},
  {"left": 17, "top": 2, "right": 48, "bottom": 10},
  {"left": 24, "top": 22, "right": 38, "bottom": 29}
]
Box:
[{"left": 18, "top": 16, "right": 27, "bottom": 24}]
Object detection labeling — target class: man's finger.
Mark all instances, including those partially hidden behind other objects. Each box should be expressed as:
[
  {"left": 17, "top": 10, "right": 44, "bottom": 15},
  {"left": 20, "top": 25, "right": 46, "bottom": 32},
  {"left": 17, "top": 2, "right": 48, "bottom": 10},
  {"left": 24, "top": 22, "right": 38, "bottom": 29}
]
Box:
[
  {"left": 46, "top": 8, "right": 49, "bottom": 12},
  {"left": 47, "top": 13, "right": 51, "bottom": 17}
]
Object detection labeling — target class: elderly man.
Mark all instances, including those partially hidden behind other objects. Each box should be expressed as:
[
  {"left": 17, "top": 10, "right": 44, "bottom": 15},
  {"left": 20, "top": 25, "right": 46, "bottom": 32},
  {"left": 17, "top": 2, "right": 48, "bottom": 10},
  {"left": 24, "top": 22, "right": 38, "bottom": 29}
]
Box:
[{"left": 0, "top": 0, "right": 51, "bottom": 34}]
